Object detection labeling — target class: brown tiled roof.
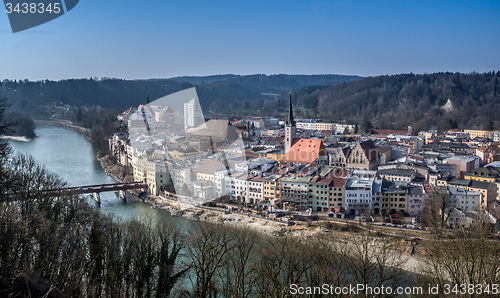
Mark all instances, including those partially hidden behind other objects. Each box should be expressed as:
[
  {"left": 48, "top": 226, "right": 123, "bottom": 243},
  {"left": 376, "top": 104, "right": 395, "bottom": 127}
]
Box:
[
  {"left": 332, "top": 178, "right": 347, "bottom": 187},
  {"left": 284, "top": 138, "right": 327, "bottom": 164},
  {"left": 477, "top": 146, "right": 491, "bottom": 153},
  {"left": 316, "top": 178, "right": 333, "bottom": 185},
  {"left": 359, "top": 140, "right": 378, "bottom": 161},
  {"left": 340, "top": 146, "right": 351, "bottom": 158}
]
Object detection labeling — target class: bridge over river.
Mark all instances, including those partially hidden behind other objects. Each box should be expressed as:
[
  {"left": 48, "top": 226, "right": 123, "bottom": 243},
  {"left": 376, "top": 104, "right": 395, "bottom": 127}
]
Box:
[{"left": 57, "top": 182, "right": 148, "bottom": 203}]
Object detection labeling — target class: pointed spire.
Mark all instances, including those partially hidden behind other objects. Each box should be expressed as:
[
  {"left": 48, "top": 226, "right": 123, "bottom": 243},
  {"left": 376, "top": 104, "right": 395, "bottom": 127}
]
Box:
[{"left": 287, "top": 91, "right": 295, "bottom": 126}]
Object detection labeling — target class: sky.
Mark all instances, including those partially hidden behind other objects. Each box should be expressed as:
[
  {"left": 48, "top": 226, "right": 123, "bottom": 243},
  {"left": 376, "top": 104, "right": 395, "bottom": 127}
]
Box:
[{"left": 0, "top": 0, "right": 499, "bottom": 81}]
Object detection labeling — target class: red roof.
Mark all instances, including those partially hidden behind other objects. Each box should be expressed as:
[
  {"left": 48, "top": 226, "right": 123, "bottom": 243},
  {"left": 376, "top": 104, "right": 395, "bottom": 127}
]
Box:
[
  {"left": 284, "top": 138, "right": 327, "bottom": 164},
  {"left": 332, "top": 178, "right": 347, "bottom": 187}
]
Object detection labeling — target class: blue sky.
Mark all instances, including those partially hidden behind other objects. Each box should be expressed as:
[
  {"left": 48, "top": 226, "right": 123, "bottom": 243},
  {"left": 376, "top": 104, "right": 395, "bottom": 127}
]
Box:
[{"left": 1, "top": 0, "right": 499, "bottom": 80}]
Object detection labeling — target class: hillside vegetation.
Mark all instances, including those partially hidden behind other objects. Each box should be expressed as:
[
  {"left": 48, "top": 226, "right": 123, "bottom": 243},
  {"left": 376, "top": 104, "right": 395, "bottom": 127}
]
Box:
[
  {"left": 0, "top": 74, "right": 361, "bottom": 113},
  {"left": 281, "top": 72, "right": 500, "bottom": 132},
  {"left": 2, "top": 72, "right": 499, "bottom": 132}
]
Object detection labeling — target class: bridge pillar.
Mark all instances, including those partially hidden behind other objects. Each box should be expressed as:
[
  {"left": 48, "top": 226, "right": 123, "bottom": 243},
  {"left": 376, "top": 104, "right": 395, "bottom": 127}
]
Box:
[
  {"left": 119, "top": 190, "right": 126, "bottom": 201},
  {"left": 93, "top": 192, "right": 101, "bottom": 204}
]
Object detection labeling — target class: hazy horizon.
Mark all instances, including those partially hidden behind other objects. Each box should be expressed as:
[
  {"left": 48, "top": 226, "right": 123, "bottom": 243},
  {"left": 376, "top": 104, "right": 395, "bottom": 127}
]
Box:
[{"left": 1, "top": 0, "right": 499, "bottom": 81}]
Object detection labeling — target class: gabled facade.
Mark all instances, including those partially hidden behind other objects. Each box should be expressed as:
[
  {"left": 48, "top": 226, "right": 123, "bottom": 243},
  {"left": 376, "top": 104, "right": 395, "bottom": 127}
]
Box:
[{"left": 339, "top": 140, "right": 380, "bottom": 170}]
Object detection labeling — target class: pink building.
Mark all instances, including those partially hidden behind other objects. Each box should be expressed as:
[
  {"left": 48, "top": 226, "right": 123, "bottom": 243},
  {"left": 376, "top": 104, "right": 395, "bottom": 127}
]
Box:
[{"left": 408, "top": 185, "right": 428, "bottom": 216}]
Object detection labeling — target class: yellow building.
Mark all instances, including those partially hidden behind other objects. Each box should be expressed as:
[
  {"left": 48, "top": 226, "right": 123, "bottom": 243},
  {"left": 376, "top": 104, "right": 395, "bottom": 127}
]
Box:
[
  {"left": 266, "top": 150, "right": 286, "bottom": 161},
  {"left": 329, "top": 178, "right": 346, "bottom": 208},
  {"left": 465, "top": 129, "right": 490, "bottom": 139},
  {"left": 465, "top": 167, "right": 499, "bottom": 183},
  {"left": 315, "top": 122, "right": 334, "bottom": 131},
  {"left": 263, "top": 176, "right": 279, "bottom": 202}
]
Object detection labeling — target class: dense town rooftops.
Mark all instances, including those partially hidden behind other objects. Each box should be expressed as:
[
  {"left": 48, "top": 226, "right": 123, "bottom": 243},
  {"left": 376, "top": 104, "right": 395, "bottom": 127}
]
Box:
[
  {"left": 408, "top": 185, "right": 425, "bottom": 195},
  {"left": 197, "top": 160, "right": 225, "bottom": 174},
  {"left": 449, "top": 187, "right": 480, "bottom": 196},
  {"left": 467, "top": 167, "right": 500, "bottom": 178},
  {"left": 378, "top": 169, "right": 415, "bottom": 176}
]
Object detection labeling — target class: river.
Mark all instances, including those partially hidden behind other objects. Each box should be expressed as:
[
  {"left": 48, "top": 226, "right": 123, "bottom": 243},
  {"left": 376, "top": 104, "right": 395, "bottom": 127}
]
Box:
[{"left": 8, "top": 123, "right": 171, "bottom": 222}]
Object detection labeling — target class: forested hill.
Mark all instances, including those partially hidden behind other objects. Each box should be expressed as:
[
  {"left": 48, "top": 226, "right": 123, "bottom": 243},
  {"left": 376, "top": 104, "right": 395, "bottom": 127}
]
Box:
[
  {"left": 168, "top": 74, "right": 363, "bottom": 94},
  {"left": 281, "top": 72, "right": 500, "bottom": 132},
  {"left": 2, "top": 72, "right": 499, "bottom": 132},
  {"left": 0, "top": 74, "right": 362, "bottom": 113}
]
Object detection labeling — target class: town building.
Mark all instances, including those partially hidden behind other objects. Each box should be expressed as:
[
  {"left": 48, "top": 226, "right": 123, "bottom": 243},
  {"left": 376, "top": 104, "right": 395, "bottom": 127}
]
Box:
[
  {"left": 184, "top": 97, "right": 203, "bottom": 131},
  {"left": 447, "top": 155, "right": 480, "bottom": 178},
  {"left": 345, "top": 175, "right": 376, "bottom": 215},
  {"left": 380, "top": 181, "right": 409, "bottom": 215},
  {"left": 338, "top": 140, "right": 380, "bottom": 170},
  {"left": 378, "top": 168, "right": 416, "bottom": 183},
  {"left": 281, "top": 176, "right": 310, "bottom": 210},
  {"left": 464, "top": 129, "right": 490, "bottom": 139},
  {"left": 407, "top": 185, "right": 427, "bottom": 216},
  {"left": 308, "top": 176, "right": 333, "bottom": 212},
  {"left": 449, "top": 187, "right": 483, "bottom": 211}
]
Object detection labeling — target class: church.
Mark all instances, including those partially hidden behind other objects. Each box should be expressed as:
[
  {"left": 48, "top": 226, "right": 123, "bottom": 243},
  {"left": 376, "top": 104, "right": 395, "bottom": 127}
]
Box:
[{"left": 283, "top": 92, "right": 328, "bottom": 165}]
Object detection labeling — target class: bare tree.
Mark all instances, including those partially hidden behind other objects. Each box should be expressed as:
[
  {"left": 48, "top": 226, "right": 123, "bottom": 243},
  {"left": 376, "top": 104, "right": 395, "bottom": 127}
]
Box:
[
  {"left": 421, "top": 189, "right": 451, "bottom": 235},
  {"left": 155, "top": 218, "right": 190, "bottom": 298},
  {"left": 218, "top": 225, "right": 261, "bottom": 298},
  {"left": 188, "top": 222, "right": 235, "bottom": 298},
  {"left": 255, "top": 236, "right": 310, "bottom": 298},
  {"left": 418, "top": 214, "right": 500, "bottom": 294},
  {"left": 338, "top": 231, "right": 410, "bottom": 298}
]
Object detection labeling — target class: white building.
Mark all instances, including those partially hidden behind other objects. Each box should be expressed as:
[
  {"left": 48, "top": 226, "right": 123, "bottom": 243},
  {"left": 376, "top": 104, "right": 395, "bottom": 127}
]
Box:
[
  {"left": 235, "top": 158, "right": 275, "bottom": 175},
  {"left": 171, "top": 166, "right": 192, "bottom": 193},
  {"left": 449, "top": 187, "right": 483, "bottom": 211},
  {"left": 345, "top": 176, "right": 375, "bottom": 215},
  {"left": 145, "top": 159, "right": 171, "bottom": 196},
  {"left": 214, "top": 169, "right": 231, "bottom": 198},
  {"left": 184, "top": 97, "right": 203, "bottom": 131},
  {"left": 296, "top": 122, "right": 316, "bottom": 130}
]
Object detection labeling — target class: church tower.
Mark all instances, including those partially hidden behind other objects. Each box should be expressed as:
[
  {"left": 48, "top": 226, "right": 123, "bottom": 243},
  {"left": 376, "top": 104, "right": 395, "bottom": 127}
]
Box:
[{"left": 285, "top": 91, "right": 296, "bottom": 154}]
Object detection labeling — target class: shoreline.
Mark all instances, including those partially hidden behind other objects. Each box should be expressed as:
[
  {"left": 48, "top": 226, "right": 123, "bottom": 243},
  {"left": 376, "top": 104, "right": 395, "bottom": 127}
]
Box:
[
  {"left": 34, "top": 119, "right": 91, "bottom": 140},
  {"left": 0, "top": 135, "right": 32, "bottom": 142}
]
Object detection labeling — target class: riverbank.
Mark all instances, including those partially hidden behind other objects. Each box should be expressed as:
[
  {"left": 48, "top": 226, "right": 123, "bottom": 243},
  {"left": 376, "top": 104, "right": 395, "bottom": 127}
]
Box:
[
  {"left": 0, "top": 135, "right": 32, "bottom": 142},
  {"left": 34, "top": 119, "right": 91, "bottom": 139},
  {"left": 143, "top": 194, "right": 293, "bottom": 235}
]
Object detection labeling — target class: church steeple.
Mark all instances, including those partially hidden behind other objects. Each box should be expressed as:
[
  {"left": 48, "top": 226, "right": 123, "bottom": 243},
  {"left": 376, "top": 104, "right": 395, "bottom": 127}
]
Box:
[
  {"left": 284, "top": 91, "right": 296, "bottom": 154},
  {"left": 286, "top": 91, "right": 295, "bottom": 126}
]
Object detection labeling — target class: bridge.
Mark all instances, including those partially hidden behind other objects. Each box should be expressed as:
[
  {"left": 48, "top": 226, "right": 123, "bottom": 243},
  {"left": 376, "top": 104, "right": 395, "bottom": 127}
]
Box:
[{"left": 55, "top": 182, "right": 148, "bottom": 203}]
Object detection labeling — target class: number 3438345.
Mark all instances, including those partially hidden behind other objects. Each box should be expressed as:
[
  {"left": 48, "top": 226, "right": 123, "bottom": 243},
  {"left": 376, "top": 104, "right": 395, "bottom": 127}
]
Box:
[{"left": 5, "top": 3, "right": 62, "bottom": 14}]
